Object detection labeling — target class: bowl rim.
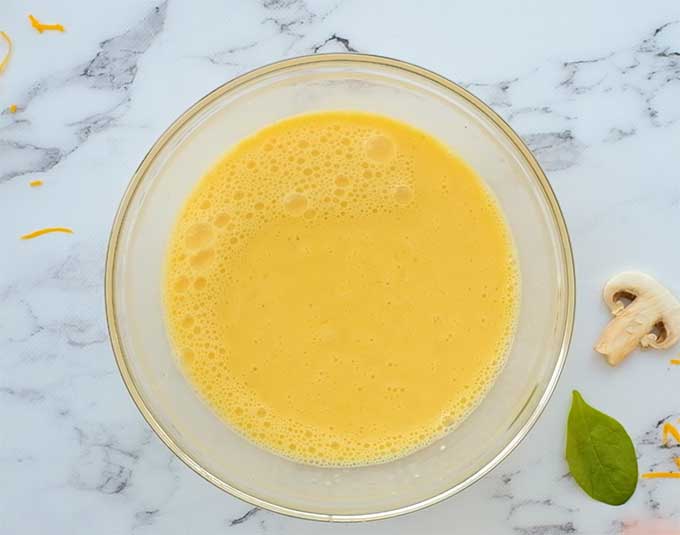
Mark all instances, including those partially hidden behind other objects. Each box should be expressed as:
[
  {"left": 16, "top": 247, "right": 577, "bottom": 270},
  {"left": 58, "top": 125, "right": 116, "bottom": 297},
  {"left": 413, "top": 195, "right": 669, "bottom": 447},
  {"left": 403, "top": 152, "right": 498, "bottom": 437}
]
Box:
[{"left": 105, "top": 52, "right": 575, "bottom": 523}]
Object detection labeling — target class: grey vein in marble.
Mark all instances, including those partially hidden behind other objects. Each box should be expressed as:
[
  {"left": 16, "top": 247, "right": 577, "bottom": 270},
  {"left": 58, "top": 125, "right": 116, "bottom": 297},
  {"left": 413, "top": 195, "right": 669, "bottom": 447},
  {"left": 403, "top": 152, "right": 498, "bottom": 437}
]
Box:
[
  {"left": 0, "top": 139, "right": 63, "bottom": 182},
  {"left": 229, "top": 507, "right": 260, "bottom": 527},
  {"left": 69, "top": 425, "right": 154, "bottom": 495},
  {"left": 522, "top": 131, "right": 586, "bottom": 172},
  {"left": 0, "top": 2, "right": 167, "bottom": 182},
  {"left": 81, "top": 3, "right": 167, "bottom": 91},
  {"left": 458, "top": 21, "right": 680, "bottom": 171},
  {"left": 133, "top": 508, "right": 160, "bottom": 529},
  {"left": 0, "top": 386, "right": 46, "bottom": 403},
  {"left": 261, "top": 0, "right": 342, "bottom": 51},
  {"left": 312, "top": 33, "right": 357, "bottom": 53},
  {"left": 513, "top": 523, "right": 577, "bottom": 535},
  {"left": 205, "top": 42, "right": 260, "bottom": 66}
]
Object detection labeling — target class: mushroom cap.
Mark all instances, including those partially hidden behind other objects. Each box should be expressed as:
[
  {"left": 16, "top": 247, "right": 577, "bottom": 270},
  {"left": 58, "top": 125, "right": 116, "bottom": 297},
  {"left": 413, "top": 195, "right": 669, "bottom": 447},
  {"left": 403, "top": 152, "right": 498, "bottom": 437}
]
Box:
[{"left": 603, "top": 271, "right": 662, "bottom": 314}]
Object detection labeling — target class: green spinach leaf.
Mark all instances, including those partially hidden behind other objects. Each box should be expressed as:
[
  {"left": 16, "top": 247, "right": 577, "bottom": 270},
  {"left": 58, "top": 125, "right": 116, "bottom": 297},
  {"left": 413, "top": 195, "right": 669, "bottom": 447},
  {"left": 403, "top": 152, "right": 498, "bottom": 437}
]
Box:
[{"left": 566, "top": 390, "right": 638, "bottom": 505}]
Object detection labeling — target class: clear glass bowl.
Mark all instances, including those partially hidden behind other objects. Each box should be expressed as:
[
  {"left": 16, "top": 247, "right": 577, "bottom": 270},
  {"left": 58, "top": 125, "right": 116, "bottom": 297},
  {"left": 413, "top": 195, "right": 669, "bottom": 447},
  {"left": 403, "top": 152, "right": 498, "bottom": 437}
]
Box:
[{"left": 105, "top": 54, "right": 574, "bottom": 521}]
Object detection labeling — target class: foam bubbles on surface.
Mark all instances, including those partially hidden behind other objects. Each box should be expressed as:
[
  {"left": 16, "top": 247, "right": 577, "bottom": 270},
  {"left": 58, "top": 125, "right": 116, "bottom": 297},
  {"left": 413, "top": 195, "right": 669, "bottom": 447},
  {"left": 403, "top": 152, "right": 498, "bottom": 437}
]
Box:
[
  {"left": 185, "top": 222, "right": 214, "bottom": 250},
  {"left": 282, "top": 192, "right": 308, "bottom": 216},
  {"left": 393, "top": 184, "right": 414, "bottom": 204},
  {"left": 163, "top": 111, "right": 519, "bottom": 467},
  {"left": 365, "top": 134, "right": 395, "bottom": 162}
]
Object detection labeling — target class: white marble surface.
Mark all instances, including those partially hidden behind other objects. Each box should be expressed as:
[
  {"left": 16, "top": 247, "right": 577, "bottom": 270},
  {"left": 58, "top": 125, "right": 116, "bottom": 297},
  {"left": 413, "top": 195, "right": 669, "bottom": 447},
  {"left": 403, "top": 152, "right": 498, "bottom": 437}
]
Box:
[{"left": 2, "top": 1, "right": 680, "bottom": 533}]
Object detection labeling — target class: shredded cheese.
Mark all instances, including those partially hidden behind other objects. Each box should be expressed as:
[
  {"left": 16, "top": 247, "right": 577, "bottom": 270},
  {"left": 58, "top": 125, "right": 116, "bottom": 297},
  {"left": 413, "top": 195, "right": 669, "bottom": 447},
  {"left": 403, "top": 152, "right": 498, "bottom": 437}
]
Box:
[
  {"left": 9, "top": 104, "right": 17, "bottom": 113},
  {"left": 28, "top": 14, "right": 65, "bottom": 33},
  {"left": 641, "top": 458, "right": 680, "bottom": 478},
  {"left": 642, "top": 423, "right": 680, "bottom": 480},
  {"left": 671, "top": 359, "right": 680, "bottom": 365},
  {"left": 642, "top": 472, "right": 680, "bottom": 479},
  {"left": 29, "top": 180, "right": 43, "bottom": 187},
  {"left": 0, "top": 31, "right": 12, "bottom": 73},
  {"left": 20, "top": 227, "right": 73, "bottom": 240},
  {"left": 663, "top": 422, "right": 680, "bottom": 446}
]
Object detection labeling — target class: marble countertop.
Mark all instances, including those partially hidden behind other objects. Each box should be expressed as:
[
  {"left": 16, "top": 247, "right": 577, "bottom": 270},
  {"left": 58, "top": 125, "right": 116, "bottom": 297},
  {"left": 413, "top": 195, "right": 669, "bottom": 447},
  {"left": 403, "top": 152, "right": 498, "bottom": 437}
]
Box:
[{"left": 2, "top": 1, "right": 680, "bottom": 533}]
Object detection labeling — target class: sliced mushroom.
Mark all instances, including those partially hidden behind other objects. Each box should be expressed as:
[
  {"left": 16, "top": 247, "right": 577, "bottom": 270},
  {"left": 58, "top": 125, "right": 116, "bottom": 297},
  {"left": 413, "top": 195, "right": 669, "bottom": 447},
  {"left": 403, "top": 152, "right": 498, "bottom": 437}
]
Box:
[{"left": 595, "top": 271, "right": 680, "bottom": 366}]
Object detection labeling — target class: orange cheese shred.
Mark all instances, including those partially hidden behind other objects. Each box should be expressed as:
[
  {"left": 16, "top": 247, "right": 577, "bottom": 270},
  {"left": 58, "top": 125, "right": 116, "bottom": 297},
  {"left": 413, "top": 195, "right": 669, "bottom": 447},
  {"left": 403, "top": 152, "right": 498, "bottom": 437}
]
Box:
[
  {"left": 642, "top": 422, "right": 680, "bottom": 480},
  {"left": 9, "top": 104, "right": 17, "bottom": 113},
  {"left": 663, "top": 422, "right": 680, "bottom": 446},
  {"left": 670, "top": 359, "right": 680, "bottom": 365},
  {"left": 642, "top": 472, "right": 680, "bottom": 479},
  {"left": 29, "top": 180, "right": 43, "bottom": 187},
  {"left": 0, "top": 31, "right": 12, "bottom": 73},
  {"left": 28, "top": 14, "right": 65, "bottom": 33},
  {"left": 20, "top": 227, "right": 73, "bottom": 240}
]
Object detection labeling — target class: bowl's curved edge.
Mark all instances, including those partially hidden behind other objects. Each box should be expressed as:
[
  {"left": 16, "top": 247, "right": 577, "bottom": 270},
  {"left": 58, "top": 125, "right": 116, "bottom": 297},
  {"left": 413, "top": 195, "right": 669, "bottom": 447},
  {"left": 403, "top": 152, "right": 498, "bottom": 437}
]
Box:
[{"left": 104, "top": 52, "right": 576, "bottom": 523}]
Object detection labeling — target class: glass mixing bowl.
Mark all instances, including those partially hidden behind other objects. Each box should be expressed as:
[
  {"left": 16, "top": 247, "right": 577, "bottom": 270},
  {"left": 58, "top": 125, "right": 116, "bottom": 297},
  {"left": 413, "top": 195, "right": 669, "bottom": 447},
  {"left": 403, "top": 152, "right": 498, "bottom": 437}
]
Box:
[{"left": 105, "top": 54, "right": 574, "bottom": 521}]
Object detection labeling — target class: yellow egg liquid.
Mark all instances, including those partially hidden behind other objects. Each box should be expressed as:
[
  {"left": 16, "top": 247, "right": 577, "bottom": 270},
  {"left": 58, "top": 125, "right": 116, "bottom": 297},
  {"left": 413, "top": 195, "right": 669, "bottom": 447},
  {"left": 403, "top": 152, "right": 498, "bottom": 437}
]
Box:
[{"left": 163, "top": 111, "right": 519, "bottom": 466}]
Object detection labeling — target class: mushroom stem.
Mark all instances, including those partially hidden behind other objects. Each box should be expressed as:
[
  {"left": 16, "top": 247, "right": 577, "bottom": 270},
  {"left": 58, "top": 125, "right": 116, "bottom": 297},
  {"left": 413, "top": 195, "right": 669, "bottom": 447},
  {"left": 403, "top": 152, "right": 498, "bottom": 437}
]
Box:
[{"left": 595, "top": 300, "right": 660, "bottom": 366}]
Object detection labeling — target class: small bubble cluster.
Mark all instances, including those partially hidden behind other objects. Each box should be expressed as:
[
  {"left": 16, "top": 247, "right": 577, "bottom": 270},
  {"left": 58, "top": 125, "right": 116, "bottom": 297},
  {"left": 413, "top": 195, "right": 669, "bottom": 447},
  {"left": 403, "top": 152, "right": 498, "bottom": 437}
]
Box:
[{"left": 163, "top": 111, "right": 520, "bottom": 467}]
